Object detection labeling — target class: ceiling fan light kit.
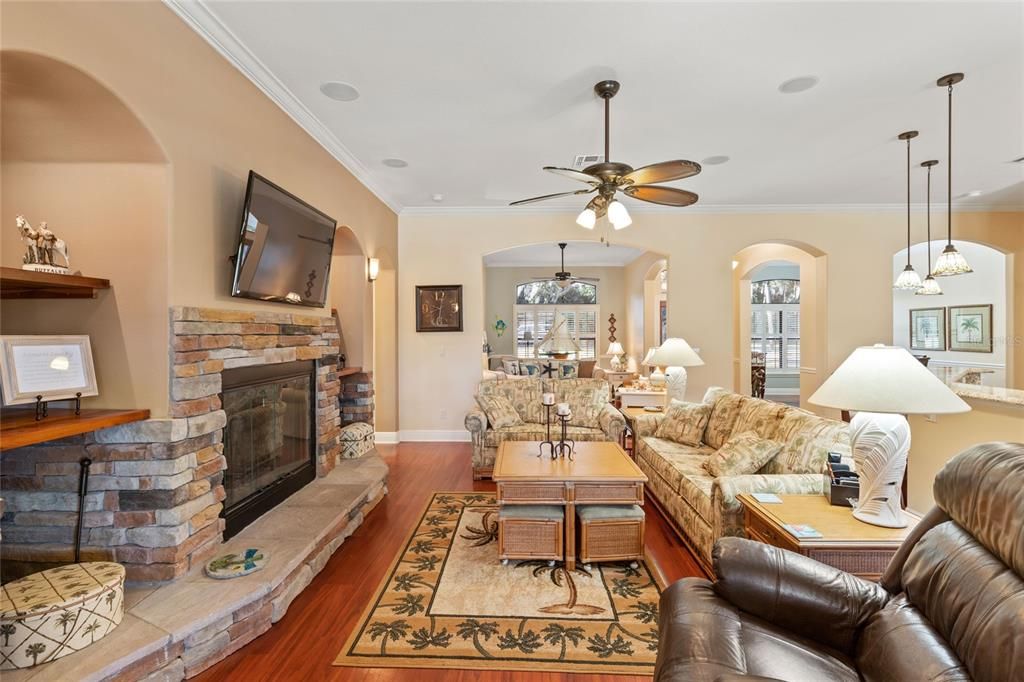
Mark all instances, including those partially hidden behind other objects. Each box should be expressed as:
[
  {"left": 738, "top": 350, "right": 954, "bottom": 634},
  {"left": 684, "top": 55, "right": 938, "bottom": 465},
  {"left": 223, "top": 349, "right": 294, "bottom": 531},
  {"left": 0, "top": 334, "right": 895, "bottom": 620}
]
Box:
[{"left": 512, "top": 80, "right": 701, "bottom": 229}]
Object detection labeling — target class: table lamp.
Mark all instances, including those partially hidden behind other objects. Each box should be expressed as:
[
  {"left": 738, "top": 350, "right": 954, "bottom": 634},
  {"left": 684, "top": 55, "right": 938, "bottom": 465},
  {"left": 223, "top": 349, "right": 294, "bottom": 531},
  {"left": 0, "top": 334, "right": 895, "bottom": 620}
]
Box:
[
  {"left": 641, "top": 347, "right": 664, "bottom": 386},
  {"left": 606, "top": 341, "right": 625, "bottom": 371},
  {"left": 809, "top": 344, "right": 970, "bottom": 528},
  {"left": 650, "top": 338, "right": 704, "bottom": 403}
]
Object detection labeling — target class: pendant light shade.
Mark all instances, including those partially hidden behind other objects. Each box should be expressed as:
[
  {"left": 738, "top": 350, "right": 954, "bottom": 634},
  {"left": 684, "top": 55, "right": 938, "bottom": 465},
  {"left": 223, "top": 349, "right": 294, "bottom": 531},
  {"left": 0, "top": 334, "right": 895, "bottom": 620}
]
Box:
[
  {"left": 893, "top": 131, "right": 923, "bottom": 290},
  {"left": 916, "top": 160, "right": 942, "bottom": 296},
  {"left": 576, "top": 208, "right": 597, "bottom": 229},
  {"left": 608, "top": 200, "right": 632, "bottom": 230},
  {"left": 931, "top": 73, "right": 973, "bottom": 277}
]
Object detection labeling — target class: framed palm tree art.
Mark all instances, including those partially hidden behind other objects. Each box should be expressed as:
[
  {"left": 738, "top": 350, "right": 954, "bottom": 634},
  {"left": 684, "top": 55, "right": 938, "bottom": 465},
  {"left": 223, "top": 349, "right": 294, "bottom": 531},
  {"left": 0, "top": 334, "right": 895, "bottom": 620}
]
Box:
[
  {"left": 948, "top": 304, "right": 993, "bottom": 353},
  {"left": 910, "top": 307, "right": 946, "bottom": 351}
]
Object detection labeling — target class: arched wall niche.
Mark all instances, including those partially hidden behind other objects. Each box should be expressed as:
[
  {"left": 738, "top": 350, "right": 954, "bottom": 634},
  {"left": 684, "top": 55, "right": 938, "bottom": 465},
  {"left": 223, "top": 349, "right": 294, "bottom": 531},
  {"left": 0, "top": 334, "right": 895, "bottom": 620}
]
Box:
[
  {"left": 329, "top": 225, "right": 373, "bottom": 371},
  {"left": 0, "top": 50, "right": 172, "bottom": 414},
  {"left": 733, "top": 240, "right": 830, "bottom": 414}
]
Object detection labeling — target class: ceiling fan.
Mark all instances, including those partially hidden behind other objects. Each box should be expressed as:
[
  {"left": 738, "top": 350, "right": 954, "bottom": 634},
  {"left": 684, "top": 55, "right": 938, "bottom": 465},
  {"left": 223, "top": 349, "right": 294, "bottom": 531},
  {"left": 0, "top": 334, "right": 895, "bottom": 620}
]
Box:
[
  {"left": 510, "top": 79, "right": 701, "bottom": 230},
  {"left": 534, "top": 243, "right": 599, "bottom": 290}
]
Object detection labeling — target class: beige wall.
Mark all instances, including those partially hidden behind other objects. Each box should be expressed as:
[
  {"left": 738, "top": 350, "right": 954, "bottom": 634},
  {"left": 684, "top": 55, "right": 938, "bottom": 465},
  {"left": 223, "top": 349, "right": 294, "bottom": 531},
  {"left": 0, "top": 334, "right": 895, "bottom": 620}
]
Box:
[
  {"left": 484, "top": 266, "right": 627, "bottom": 360},
  {"left": 622, "top": 253, "right": 666, "bottom": 363},
  {"left": 908, "top": 400, "right": 1024, "bottom": 512},
  {"left": 398, "top": 210, "right": 1023, "bottom": 440},
  {"left": 1, "top": 2, "right": 399, "bottom": 427}
]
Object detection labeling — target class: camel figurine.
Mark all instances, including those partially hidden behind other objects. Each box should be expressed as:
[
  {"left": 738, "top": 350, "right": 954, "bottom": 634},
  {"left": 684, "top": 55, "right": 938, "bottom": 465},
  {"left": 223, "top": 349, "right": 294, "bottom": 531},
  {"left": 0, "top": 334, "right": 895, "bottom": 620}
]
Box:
[{"left": 15, "top": 215, "right": 70, "bottom": 271}]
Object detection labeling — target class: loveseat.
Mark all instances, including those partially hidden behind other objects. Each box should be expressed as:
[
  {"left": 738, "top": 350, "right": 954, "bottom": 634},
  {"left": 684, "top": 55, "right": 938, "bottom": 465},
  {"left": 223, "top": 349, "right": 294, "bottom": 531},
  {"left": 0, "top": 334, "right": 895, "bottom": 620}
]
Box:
[
  {"left": 465, "top": 377, "right": 626, "bottom": 479},
  {"left": 654, "top": 442, "right": 1023, "bottom": 681},
  {"left": 634, "top": 386, "right": 850, "bottom": 572}
]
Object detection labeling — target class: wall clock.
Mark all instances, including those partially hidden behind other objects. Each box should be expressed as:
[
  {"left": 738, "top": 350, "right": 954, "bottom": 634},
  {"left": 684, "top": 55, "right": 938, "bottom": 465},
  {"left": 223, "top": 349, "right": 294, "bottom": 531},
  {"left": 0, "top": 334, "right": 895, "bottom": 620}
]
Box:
[{"left": 415, "top": 285, "right": 463, "bottom": 332}]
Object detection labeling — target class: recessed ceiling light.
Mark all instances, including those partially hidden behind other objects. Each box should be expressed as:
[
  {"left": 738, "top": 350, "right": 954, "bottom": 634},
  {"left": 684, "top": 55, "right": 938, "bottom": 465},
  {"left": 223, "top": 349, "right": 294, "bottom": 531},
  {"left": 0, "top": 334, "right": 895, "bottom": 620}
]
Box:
[
  {"left": 701, "top": 155, "right": 730, "bottom": 166},
  {"left": 319, "top": 81, "right": 360, "bottom": 102},
  {"left": 432, "top": 193, "right": 444, "bottom": 202},
  {"left": 382, "top": 158, "right": 408, "bottom": 168},
  {"left": 778, "top": 76, "right": 819, "bottom": 94}
]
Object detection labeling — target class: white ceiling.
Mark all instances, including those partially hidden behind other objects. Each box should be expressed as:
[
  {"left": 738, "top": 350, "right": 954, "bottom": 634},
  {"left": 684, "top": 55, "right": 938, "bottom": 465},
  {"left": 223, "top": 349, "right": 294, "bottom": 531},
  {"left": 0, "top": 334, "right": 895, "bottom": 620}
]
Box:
[
  {"left": 483, "top": 241, "right": 647, "bottom": 267},
  {"left": 177, "top": 1, "right": 1024, "bottom": 212}
]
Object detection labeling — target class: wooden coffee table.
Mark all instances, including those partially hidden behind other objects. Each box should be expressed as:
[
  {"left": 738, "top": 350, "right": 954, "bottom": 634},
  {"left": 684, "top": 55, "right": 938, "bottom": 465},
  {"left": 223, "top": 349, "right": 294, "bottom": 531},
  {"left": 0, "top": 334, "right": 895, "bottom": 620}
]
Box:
[
  {"left": 738, "top": 493, "right": 921, "bottom": 580},
  {"left": 493, "top": 441, "right": 647, "bottom": 571}
]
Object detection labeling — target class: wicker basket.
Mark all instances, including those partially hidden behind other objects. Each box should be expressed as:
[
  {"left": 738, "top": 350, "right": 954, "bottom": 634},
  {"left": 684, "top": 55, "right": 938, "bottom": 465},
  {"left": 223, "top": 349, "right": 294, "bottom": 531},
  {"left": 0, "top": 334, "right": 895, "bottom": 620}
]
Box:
[
  {"left": 498, "top": 505, "right": 563, "bottom": 561},
  {"left": 576, "top": 504, "right": 645, "bottom": 564}
]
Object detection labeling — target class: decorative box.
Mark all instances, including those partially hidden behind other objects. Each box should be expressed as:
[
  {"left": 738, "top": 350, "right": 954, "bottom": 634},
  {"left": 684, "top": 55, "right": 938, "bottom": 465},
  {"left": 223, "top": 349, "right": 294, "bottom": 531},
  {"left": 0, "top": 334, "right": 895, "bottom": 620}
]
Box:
[
  {"left": 339, "top": 421, "right": 375, "bottom": 459},
  {"left": 1, "top": 562, "right": 125, "bottom": 670},
  {"left": 498, "top": 505, "right": 564, "bottom": 562}
]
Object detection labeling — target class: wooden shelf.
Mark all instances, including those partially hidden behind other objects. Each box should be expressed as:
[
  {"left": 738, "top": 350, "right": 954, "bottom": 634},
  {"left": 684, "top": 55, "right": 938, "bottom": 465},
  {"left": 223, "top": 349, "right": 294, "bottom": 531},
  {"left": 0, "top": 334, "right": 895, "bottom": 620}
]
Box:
[
  {"left": 1, "top": 407, "right": 150, "bottom": 451},
  {"left": 337, "top": 367, "right": 363, "bottom": 378},
  {"left": 0, "top": 267, "right": 110, "bottom": 299}
]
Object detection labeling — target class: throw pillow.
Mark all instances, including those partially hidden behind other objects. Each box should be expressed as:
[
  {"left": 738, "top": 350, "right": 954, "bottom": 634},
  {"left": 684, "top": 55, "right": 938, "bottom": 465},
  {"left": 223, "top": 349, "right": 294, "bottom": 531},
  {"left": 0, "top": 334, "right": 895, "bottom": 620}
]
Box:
[
  {"left": 655, "top": 400, "right": 712, "bottom": 446},
  {"left": 476, "top": 394, "right": 524, "bottom": 429},
  {"left": 703, "top": 431, "right": 784, "bottom": 478},
  {"left": 501, "top": 359, "right": 521, "bottom": 376},
  {"left": 559, "top": 362, "right": 579, "bottom": 379},
  {"left": 564, "top": 387, "right": 605, "bottom": 429},
  {"left": 520, "top": 362, "right": 541, "bottom": 377}
]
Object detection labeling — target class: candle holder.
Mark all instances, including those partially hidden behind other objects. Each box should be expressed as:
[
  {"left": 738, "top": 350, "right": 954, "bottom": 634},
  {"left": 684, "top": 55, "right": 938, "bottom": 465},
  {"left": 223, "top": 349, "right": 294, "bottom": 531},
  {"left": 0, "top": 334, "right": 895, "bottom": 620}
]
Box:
[
  {"left": 553, "top": 414, "right": 575, "bottom": 461},
  {"left": 537, "top": 403, "right": 555, "bottom": 458}
]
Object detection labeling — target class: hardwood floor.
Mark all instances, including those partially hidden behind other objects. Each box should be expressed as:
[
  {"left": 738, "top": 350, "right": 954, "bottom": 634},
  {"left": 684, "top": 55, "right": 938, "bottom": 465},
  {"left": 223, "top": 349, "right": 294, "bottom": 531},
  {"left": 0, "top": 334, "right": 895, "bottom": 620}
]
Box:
[{"left": 195, "top": 442, "right": 705, "bottom": 681}]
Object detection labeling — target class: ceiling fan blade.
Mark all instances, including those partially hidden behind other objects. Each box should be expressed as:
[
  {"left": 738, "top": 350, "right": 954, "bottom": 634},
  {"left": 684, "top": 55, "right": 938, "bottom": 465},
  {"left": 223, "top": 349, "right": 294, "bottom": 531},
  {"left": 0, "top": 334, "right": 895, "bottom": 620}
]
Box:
[
  {"left": 543, "top": 167, "right": 601, "bottom": 185},
  {"left": 620, "top": 160, "right": 701, "bottom": 186},
  {"left": 622, "top": 184, "right": 699, "bottom": 207},
  {"left": 509, "top": 188, "right": 594, "bottom": 206}
]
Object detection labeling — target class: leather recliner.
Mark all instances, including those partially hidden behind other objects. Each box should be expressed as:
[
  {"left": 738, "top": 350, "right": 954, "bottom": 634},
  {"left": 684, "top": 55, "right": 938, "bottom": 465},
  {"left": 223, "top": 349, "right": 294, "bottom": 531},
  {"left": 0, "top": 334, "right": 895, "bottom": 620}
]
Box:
[{"left": 654, "top": 441, "right": 1024, "bottom": 682}]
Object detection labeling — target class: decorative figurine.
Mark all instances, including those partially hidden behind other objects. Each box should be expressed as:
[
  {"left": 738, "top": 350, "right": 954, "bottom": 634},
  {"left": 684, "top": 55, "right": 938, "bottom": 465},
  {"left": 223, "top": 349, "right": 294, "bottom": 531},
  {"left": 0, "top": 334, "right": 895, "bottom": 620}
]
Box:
[{"left": 16, "top": 215, "right": 70, "bottom": 274}]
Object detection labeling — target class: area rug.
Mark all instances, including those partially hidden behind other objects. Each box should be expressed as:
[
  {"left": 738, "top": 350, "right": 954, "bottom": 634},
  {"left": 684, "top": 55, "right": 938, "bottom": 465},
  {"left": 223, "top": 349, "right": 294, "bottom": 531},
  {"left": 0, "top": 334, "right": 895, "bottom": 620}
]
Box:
[{"left": 335, "top": 492, "right": 663, "bottom": 674}]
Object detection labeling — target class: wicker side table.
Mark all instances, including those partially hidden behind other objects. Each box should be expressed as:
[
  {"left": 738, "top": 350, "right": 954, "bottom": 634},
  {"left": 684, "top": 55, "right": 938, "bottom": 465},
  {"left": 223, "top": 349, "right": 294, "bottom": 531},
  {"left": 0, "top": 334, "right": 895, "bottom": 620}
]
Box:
[
  {"left": 498, "top": 505, "right": 564, "bottom": 566},
  {"left": 576, "top": 504, "right": 645, "bottom": 568}
]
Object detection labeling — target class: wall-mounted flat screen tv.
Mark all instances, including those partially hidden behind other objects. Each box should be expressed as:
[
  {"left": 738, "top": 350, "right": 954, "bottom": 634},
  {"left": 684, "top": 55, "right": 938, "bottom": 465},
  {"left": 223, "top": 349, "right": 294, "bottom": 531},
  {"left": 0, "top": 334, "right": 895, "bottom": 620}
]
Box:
[{"left": 230, "top": 171, "right": 336, "bottom": 307}]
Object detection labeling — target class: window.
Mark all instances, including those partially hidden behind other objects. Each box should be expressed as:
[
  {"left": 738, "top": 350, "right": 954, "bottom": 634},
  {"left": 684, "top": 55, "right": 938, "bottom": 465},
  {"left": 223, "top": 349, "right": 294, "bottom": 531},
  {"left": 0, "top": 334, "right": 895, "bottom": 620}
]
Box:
[
  {"left": 514, "top": 281, "right": 599, "bottom": 359},
  {"left": 750, "top": 279, "right": 799, "bottom": 370}
]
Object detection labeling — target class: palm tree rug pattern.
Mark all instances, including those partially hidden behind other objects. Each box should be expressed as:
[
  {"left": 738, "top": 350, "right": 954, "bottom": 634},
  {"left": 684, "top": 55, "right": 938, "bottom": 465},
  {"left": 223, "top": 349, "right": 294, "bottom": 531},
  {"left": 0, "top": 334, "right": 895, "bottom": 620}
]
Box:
[{"left": 335, "top": 492, "right": 662, "bottom": 674}]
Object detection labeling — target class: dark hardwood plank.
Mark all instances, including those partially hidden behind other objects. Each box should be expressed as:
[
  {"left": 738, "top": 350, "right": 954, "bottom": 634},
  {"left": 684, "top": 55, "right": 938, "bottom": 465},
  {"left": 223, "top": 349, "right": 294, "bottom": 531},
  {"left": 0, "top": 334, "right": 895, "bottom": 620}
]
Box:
[{"left": 194, "top": 442, "right": 703, "bottom": 681}]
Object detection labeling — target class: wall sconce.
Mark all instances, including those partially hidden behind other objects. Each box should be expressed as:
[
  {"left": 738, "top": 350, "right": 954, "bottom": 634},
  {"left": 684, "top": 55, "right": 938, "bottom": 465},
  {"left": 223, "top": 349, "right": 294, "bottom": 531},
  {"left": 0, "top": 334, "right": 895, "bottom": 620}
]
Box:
[{"left": 367, "top": 257, "right": 380, "bottom": 282}]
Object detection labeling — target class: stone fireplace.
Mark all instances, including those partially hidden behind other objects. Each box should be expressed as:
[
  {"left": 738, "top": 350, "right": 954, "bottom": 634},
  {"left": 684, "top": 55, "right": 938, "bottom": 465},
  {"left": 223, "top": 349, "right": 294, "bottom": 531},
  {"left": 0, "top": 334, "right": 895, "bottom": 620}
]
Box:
[{"left": 0, "top": 306, "right": 367, "bottom": 583}]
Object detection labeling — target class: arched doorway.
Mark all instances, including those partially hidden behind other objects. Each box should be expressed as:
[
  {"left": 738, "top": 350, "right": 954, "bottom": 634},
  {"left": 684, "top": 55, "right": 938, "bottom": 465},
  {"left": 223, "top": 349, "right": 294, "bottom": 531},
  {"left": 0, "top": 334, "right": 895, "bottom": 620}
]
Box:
[{"left": 733, "top": 241, "right": 828, "bottom": 410}]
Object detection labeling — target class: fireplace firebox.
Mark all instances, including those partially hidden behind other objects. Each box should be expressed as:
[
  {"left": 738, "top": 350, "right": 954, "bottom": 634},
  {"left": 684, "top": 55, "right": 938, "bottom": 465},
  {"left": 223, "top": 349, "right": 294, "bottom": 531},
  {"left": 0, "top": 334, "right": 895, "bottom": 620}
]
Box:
[{"left": 221, "top": 360, "right": 317, "bottom": 539}]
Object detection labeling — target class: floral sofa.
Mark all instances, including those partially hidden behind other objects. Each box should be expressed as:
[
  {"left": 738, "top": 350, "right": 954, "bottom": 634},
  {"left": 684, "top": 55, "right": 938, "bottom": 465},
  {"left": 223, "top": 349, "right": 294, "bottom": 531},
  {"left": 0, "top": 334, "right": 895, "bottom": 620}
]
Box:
[
  {"left": 634, "top": 387, "right": 851, "bottom": 572},
  {"left": 465, "top": 377, "right": 626, "bottom": 479}
]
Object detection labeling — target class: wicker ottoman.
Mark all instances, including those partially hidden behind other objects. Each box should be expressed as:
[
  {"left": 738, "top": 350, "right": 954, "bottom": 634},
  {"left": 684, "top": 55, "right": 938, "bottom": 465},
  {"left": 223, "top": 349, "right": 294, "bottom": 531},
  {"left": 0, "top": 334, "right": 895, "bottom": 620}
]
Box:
[
  {"left": 0, "top": 562, "right": 125, "bottom": 670},
  {"left": 576, "top": 504, "right": 645, "bottom": 568},
  {"left": 340, "top": 421, "right": 375, "bottom": 459},
  {"left": 498, "top": 505, "right": 563, "bottom": 566}
]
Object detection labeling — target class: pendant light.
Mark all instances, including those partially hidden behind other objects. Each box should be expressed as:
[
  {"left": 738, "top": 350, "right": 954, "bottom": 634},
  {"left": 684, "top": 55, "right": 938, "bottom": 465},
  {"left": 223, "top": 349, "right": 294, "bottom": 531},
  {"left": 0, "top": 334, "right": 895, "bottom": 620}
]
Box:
[
  {"left": 931, "top": 73, "right": 973, "bottom": 276},
  {"left": 916, "top": 160, "right": 943, "bottom": 296},
  {"left": 893, "top": 130, "right": 923, "bottom": 290}
]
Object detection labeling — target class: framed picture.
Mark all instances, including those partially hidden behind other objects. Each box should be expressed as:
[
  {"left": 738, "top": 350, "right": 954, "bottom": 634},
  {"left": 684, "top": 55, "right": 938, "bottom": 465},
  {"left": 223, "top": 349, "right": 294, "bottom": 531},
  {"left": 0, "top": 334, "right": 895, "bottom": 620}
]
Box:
[
  {"left": 0, "top": 335, "right": 98, "bottom": 406},
  {"left": 415, "top": 285, "right": 463, "bottom": 332},
  {"left": 948, "top": 304, "right": 993, "bottom": 353},
  {"left": 909, "top": 308, "right": 946, "bottom": 351}
]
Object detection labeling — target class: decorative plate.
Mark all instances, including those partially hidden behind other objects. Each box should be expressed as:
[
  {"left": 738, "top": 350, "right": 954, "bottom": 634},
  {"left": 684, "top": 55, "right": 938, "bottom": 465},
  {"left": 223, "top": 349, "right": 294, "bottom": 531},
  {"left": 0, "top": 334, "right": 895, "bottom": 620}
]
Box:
[{"left": 204, "top": 548, "right": 268, "bottom": 580}]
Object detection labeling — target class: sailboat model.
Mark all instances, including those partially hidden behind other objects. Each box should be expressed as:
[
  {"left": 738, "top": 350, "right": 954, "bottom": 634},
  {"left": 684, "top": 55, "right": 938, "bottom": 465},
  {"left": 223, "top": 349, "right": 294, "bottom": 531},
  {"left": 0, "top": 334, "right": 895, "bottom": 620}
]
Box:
[{"left": 537, "top": 312, "right": 580, "bottom": 360}]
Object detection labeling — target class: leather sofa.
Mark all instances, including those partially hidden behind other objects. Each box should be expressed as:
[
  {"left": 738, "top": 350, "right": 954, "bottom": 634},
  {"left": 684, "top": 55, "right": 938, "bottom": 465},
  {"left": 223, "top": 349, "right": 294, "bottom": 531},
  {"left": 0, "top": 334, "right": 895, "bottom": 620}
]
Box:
[
  {"left": 635, "top": 387, "right": 851, "bottom": 572},
  {"left": 654, "top": 441, "right": 1024, "bottom": 681},
  {"left": 465, "top": 377, "right": 625, "bottom": 479}
]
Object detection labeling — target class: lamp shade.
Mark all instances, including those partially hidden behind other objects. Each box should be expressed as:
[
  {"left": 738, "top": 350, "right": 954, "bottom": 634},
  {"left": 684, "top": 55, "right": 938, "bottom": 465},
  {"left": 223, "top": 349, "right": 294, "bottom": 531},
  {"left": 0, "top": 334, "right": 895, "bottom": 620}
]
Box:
[
  {"left": 606, "top": 341, "right": 624, "bottom": 356},
  {"left": 809, "top": 345, "right": 970, "bottom": 415},
  {"left": 641, "top": 347, "right": 658, "bottom": 366},
  {"left": 650, "top": 338, "right": 704, "bottom": 368}
]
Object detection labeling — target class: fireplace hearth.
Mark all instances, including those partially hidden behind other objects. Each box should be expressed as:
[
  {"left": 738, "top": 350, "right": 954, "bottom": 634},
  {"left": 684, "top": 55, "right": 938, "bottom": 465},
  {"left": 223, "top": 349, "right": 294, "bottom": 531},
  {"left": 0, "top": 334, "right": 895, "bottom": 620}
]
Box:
[{"left": 221, "top": 360, "right": 317, "bottom": 539}]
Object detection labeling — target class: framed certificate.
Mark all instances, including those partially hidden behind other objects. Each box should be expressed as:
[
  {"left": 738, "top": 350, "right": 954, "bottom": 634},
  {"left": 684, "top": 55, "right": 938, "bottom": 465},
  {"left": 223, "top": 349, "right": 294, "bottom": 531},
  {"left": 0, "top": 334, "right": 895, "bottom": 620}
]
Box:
[{"left": 0, "top": 336, "right": 99, "bottom": 406}]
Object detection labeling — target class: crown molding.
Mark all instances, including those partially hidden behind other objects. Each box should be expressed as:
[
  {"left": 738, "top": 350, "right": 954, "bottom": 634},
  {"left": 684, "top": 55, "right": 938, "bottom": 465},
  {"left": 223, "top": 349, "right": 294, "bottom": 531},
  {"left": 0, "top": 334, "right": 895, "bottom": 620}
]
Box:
[
  {"left": 401, "top": 202, "right": 1024, "bottom": 217},
  {"left": 163, "top": 0, "right": 402, "bottom": 213}
]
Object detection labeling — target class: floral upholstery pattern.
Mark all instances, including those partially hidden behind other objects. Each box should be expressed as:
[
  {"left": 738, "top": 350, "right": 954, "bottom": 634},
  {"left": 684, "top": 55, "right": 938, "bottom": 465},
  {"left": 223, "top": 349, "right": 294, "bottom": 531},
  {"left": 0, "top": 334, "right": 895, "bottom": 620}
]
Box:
[
  {"left": 466, "top": 377, "right": 620, "bottom": 478},
  {"left": 731, "top": 398, "right": 788, "bottom": 441},
  {"left": 475, "top": 394, "right": 523, "bottom": 429},
  {"left": 764, "top": 408, "right": 851, "bottom": 475},
  {"left": 702, "top": 391, "right": 751, "bottom": 449},
  {"left": 563, "top": 387, "right": 606, "bottom": 429},
  {"left": 703, "top": 431, "right": 784, "bottom": 477},
  {"left": 638, "top": 387, "right": 844, "bottom": 567},
  {"left": 655, "top": 400, "right": 711, "bottom": 446}
]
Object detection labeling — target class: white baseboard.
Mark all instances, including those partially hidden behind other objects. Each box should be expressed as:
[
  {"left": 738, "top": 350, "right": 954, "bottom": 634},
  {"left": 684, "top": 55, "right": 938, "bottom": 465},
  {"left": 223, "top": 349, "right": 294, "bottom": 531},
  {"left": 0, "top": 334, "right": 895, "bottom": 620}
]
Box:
[
  {"left": 398, "top": 430, "right": 471, "bottom": 443},
  {"left": 374, "top": 431, "right": 399, "bottom": 444}
]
